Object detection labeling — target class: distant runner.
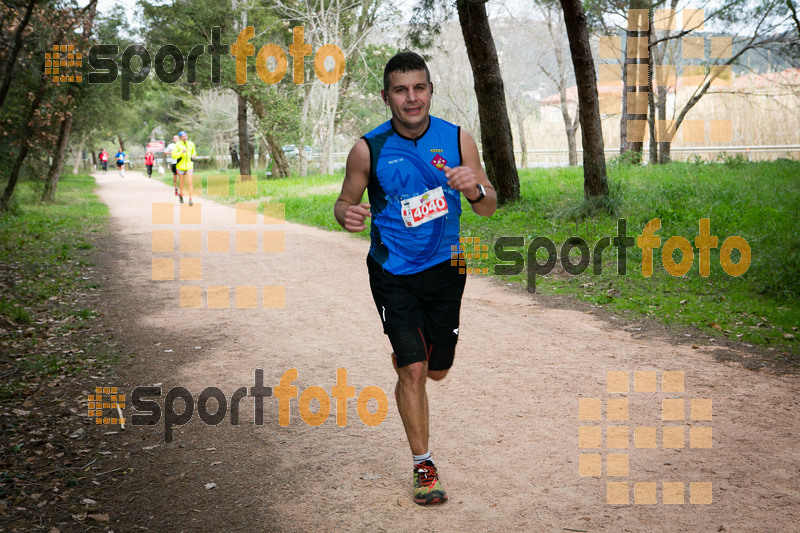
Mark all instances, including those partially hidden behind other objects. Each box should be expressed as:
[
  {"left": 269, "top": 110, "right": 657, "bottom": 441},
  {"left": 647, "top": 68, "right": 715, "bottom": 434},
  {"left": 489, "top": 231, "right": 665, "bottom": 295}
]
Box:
[
  {"left": 115, "top": 149, "right": 126, "bottom": 178},
  {"left": 172, "top": 131, "right": 196, "bottom": 206},
  {"left": 144, "top": 150, "right": 154, "bottom": 178},
  {"left": 165, "top": 134, "right": 179, "bottom": 196}
]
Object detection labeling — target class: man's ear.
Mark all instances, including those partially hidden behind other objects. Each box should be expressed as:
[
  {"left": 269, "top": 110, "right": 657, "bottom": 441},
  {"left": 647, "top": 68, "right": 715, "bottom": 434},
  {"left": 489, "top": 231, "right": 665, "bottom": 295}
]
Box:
[
  {"left": 381, "top": 89, "right": 387, "bottom": 103},
  {"left": 430, "top": 82, "right": 434, "bottom": 95}
]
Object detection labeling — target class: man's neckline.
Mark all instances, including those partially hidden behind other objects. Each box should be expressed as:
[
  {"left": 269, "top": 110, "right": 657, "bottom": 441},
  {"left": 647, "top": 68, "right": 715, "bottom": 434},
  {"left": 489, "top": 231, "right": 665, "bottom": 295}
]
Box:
[{"left": 390, "top": 116, "right": 432, "bottom": 144}]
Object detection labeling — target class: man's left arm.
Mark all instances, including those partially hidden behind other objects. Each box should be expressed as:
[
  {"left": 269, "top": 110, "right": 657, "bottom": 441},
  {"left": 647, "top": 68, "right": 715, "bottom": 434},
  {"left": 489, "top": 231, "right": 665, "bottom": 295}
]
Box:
[{"left": 444, "top": 129, "right": 497, "bottom": 217}]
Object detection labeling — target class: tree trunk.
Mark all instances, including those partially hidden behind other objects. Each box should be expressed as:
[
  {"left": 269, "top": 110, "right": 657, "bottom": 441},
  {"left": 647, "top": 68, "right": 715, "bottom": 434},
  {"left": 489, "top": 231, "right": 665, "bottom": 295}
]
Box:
[
  {"left": 299, "top": 82, "right": 313, "bottom": 177},
  {"left": 317, "top": 83, "right": 338, "bottom": 176},
  {"left": 229, "top": 143, "right": 239, "bottom": 167},
  {"left": 299, "top": 150, "right": 308, "bottom": 177},
  {"left": 259, "top": 135, "right": 269, "bottom": 168},
  {"left": 0, "top": 0, "right": 37, "bottom": 110},
  {"left": 653, "top": 0, "right": 677, "bottom": 164},
  {"left": 647, "top": 11, "right": 658, "bottom": 165},
  {"left": 549, "top": 11, "right": 579, "bottom": 167},
  {"left": 456, "top": 0, "right": 520, "bottom": 204},
  {"left": 622, "top": 2, "right": 648, "bottom": 163},
  {"left": 71, "top": 131, "right": 84, "bottom": 175},
  {"left": 90, "top": 146, "right": 97, "bottom": 170},
  {"left": 620, "top": 37, "right": 628, "bottom": 155},
  {"left": 656, "top": 83, "right": 670, "bottom": 163},
  {"left": 559, "top": 0, "right": 609, "bottom": 198},
  {"left": 42, "top": 114, "right": 74, "bottom": 202},
  {"left": 265, "top": 133, "right": 289, "bottom": 178},
  {"left": 559, "top": 83, "right": 579, "bottom": 166},
  {"left": 512, "top": 99, "right": 528, "bottom": 169},
  {"left": 117, "top": 135, "right": 125, "bottom": 152},
  {"left": 251, "top": 99, "right": 289, "bottom": 178},
  {"left": 237, "top": 93, "right": 251, "bottom": 176},
  {"left": 326, "top": 90, "right": 337, "bottom": 176},
  {"left": 566, "top": 113, "right": 579, "bottom": 166},
  {"left": 1, "top": 77, "right": 47, "bottom": 213}
]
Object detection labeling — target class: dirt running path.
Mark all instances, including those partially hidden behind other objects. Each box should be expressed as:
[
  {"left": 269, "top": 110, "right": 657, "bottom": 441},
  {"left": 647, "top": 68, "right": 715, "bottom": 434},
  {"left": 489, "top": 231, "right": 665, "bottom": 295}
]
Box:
[{"left": 92, "top": 171, "right": 799, "bottom": 532}]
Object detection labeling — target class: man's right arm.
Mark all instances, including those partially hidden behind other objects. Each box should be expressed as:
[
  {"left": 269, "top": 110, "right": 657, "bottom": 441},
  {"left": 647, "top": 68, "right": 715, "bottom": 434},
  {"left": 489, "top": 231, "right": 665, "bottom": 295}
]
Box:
[{"left": 334, "top": 139, "right": 371, "bottom": 232}]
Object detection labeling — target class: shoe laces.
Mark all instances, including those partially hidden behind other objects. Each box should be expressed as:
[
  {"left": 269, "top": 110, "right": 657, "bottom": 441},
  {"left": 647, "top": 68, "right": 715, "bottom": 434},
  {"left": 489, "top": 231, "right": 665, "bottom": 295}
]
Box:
[{"left": 415, "top": 463, "right": 437, "bottom": 487}]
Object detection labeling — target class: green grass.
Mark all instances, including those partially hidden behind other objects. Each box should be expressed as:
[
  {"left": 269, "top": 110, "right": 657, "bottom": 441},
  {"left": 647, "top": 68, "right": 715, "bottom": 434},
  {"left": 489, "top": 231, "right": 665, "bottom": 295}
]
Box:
[
  {"left": 156, "top": 168, "right": 347, "bottom": 230},
  {"left": 185, "top": 160, "right": 799, "bottom": 363},
  {"left": 0, "top": 174, "right": 117, "bottom": 398},
  {"left": 461, "top": 159, "right": 800, "bottom": 363}
]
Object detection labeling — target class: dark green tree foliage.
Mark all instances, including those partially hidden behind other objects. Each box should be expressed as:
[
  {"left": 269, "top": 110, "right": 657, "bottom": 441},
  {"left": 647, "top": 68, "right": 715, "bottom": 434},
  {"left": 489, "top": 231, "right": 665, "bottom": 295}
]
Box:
[
  {"left": 337, "top": 43, "right": 397, "bottom": 136},
  {"left": 0, "top": 0, "right": 98, "bottom": 212},
  {"left": 141, "top": 0, "right": 302, "bottom": 174}
]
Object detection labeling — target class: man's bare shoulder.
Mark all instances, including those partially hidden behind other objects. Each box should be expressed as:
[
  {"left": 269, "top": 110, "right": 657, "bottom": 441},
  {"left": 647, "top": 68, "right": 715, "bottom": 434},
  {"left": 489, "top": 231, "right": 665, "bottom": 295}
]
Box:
[
  {"left": 346, "top": 138, "right": 370, "bottom": 173},
  {"left": 348, "top": 137, "right": 369, "bottom": 158}
]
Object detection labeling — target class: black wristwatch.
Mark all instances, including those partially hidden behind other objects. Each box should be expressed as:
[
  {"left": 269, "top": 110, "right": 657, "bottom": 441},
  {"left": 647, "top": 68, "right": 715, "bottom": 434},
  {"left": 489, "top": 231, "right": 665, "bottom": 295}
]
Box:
[{"left": 467, "top": 183, "right": 486, "bottom": 204}]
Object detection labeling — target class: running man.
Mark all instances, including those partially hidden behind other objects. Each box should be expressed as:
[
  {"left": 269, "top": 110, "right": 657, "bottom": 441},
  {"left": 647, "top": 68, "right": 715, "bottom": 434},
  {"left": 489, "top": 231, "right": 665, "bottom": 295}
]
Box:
[
  {"left": 334, "top": 52, "right": 497, "bottom": 505},
  {"left": 115, "top": 148, "right": 126, "bottom": 178},
  {"left": 165, "top": 134, "right": 179, "bottom": 196},
  {"left": 99, "top": 149, "right": 108, "bottom": 172},
  {"left": 172, "top": 130, "right": 196, "bottom": 206}
]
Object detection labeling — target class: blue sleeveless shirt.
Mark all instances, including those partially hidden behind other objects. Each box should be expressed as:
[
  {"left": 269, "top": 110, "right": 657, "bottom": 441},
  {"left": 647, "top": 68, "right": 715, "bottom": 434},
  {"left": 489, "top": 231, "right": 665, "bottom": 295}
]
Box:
[{"left": 363, "top": 116, "right": 462, "bottom": 275}]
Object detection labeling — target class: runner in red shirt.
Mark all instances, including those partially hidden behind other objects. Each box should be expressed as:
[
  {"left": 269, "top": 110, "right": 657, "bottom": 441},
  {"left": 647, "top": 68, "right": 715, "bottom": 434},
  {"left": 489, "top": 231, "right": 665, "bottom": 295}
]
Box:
[{"left": 144, "top": 150, "right": 155, "bottom": 178}]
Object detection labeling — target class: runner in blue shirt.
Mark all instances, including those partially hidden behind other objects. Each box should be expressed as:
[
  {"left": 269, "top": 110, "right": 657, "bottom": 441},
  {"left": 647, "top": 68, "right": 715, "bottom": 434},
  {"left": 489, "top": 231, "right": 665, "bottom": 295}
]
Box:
[
  {"left": 115, "top": 149, "right": 126, "bottom": 178},
  {"left": 334, "top": 51, "right": 497, "bottom": 506}
]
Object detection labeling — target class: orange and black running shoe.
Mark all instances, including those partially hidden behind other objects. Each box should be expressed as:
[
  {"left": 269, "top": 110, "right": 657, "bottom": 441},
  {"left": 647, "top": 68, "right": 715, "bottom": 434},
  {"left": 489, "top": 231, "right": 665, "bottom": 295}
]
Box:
[{"left": 412, "top": 460, "right": 447, "bottom": 505}]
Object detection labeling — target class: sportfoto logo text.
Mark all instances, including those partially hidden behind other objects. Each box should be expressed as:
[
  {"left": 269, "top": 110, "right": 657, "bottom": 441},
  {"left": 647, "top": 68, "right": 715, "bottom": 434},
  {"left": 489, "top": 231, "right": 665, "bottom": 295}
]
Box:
[
  {"left": 495, "top": 218, "right": 751, "bottom": 291},
  {"left": 123, "top": 368, "right": 388, "bottom": 443},
  {"left": 87, "top": 26, "right": 344, "bottom": 100}
]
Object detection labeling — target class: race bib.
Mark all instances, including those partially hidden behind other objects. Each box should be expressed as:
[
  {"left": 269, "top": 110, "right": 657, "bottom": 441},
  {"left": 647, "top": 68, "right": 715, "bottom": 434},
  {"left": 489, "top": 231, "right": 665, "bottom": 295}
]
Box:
[{"left": 401, "top": 186, "right": 449, "bottom": 228}]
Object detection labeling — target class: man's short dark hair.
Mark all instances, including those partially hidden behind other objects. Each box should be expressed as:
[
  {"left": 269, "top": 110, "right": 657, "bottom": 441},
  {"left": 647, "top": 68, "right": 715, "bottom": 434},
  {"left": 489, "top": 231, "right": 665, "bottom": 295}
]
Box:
[{"left": 383, "top": 52, "right": 431, "bottom": 93}]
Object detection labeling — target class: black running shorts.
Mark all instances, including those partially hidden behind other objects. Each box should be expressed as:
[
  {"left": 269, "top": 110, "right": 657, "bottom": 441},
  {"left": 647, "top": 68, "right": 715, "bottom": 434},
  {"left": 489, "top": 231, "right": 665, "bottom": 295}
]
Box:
[
  {"left": 367, "top": 255, "right": 467, "bottom": 371},
  {"left": 170, "top": 163, "right": 177, "bottom": 175}
]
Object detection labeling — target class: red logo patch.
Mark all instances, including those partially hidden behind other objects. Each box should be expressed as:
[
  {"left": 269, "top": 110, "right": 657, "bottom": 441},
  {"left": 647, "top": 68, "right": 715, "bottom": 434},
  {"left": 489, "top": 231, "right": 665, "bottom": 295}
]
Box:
[{"left": 431, "top": 154, "right": 447, "bottom": 170}]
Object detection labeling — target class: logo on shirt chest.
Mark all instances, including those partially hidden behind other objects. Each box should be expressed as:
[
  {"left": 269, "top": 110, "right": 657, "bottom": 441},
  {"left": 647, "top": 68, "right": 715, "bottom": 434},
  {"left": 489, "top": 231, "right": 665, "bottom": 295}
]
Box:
[{"left": 431, "top": 153, "right": 447, "bottom": 170}]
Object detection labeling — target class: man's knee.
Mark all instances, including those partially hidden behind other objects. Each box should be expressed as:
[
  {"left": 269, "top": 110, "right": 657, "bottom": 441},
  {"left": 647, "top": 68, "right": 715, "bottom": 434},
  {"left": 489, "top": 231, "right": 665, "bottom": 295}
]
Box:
[
  {"left": 397, "top": 361, "right": 427, "bottom": 388},
  {"left": 427, "top": 369, "right": 448, "bottom": 381},
  {"left": 428, "top": 343, "right": 456, "bottom": 374}
]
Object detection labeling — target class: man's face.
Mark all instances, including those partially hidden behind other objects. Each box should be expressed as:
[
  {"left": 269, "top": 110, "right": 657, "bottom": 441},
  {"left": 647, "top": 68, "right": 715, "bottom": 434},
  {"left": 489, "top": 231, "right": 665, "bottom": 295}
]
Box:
[
  {"left": 381, "top": 69, "right": 432, "bottom": 132},
  {"left": 173, "top": 136, "right": 179, "bottom": 143},
  {"left": 180, "top": 133, "right": 188, "bottom": 141}
]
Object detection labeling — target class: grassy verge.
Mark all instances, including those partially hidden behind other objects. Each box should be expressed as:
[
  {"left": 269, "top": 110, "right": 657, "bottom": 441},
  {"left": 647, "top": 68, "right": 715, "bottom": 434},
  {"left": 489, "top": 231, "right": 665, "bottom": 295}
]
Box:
[
  {"left": 0, "top": 174, "right": 134, "bottom": 529},
  {"left": 457, "top": 159, "right": 800, "bottom": 364},
  {"left": 0, "top": 174, "right": 117, "bottom": 399},
  {"left": 159, "top": 161, "right": 800, "bottom": 364}
]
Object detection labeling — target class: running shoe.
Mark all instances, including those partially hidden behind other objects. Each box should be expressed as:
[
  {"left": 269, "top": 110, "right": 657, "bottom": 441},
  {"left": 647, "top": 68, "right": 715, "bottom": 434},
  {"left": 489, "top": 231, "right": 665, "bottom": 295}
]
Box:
[
  {"left": 188, "top": 198, "right": 193, "bottom": 206},
  {"left": 179, "top": 195, "right": 184, "bottom": 204},
  {"left": 412, "top": 460, "right": 447, "bottom": 505}
]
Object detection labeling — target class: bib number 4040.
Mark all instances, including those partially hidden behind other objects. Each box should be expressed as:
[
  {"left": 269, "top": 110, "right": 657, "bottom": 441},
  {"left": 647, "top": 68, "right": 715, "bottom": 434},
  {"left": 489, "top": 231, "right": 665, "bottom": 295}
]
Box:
[{"left": 401, "top": 186, "right": 449, "bottom": 228}]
